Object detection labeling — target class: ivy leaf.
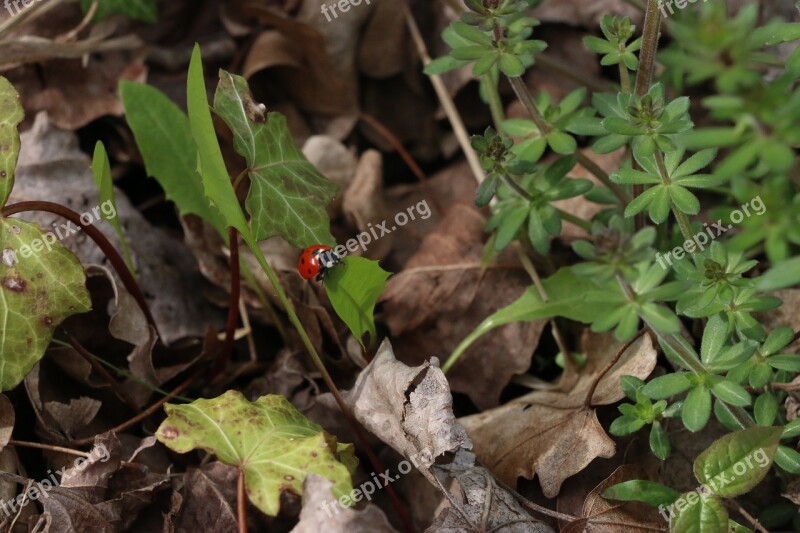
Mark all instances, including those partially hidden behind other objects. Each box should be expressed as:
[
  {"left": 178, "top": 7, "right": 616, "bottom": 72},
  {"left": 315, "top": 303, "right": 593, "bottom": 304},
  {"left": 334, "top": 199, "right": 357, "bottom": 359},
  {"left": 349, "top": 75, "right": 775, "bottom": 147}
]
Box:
[
  {"left": 91, "top": 142, "right": 135, "bottom": 274},
  {"left": 120, "top": 81, "right": 226, "bottom": 236},
  {"left": 80, "top": 0, "right": 157, "bottom": 22},
  {"left": 324, "top": 257, "right": 391, "bottom": 348},
  {"left": 0, "top": 77, "right": 23, "bottom": 208},
  {"left": 212, "top": 70, "right": 338, "bottom": 248},
  {"left": 693, "top": 426, "right": 782, "bottom": 497},
  {"left": 0, "top": 218, "right": 91, "bottom": 390},
  {"left": 156, "top": 390, "right": 356, "bottom": 516}
]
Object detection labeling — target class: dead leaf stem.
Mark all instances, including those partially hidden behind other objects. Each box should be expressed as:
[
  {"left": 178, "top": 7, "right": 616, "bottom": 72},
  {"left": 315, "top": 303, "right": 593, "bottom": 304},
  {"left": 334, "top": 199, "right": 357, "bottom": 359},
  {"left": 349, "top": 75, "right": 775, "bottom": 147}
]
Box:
[{"left": 584, "top": 329, "right": 646, "bottom": 408}]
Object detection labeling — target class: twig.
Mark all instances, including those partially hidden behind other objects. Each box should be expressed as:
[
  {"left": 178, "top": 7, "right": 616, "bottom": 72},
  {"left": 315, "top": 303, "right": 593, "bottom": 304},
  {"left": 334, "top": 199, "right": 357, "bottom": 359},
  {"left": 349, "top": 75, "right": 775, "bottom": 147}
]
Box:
[
  {"left": 727, "top": 499, "right": 768, "bottom": 533},
  {"left": 493, "top": 477, "right": 579, "bottom": 522},
  {"left": 404, "top": 5, "right": 487, "bottom": 184},
  {"left": 584, "top": 329, "right": 646, "bottom": 408},
  {"left": 7, "top": 440, "right": 89, "bottom": 457},
  {"left": 3, "top": 201, "right": 161, "bottom": 340},
  {"left": 69, "top": 370, "right": 201, "bottom": 447},
  {"left": 66, "top": 335, "right": 138, "bottom": 411},
  {"left": 58, "top": 0, "right": 98, "bottom": 42},
  {"left": 214, "top": 228, "right": 241, "bottom": 374}
]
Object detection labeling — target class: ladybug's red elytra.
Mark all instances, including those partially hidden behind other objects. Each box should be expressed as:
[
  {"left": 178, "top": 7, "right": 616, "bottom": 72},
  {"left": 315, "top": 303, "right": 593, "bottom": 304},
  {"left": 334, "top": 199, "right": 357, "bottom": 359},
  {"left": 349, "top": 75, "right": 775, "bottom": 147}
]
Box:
[{"left": 298, "top": 244, "right": 342, "bottom": 281}]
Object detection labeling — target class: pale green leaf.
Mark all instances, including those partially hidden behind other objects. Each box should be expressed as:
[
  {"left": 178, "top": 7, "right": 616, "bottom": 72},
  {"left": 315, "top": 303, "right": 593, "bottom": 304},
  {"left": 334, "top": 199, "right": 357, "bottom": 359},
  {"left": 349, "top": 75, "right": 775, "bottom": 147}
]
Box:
[
  {"left": 91, "top": 142, "right": 135, "bottom": 274},
  {"left": 156, "top": 390, "right": 355, "bottom": 516},
  {"left": 0, "top": 77, "right": 23, "bottom": 208},
  {"left": 670, "top": 492, "right": 728, "bottom": 533}
]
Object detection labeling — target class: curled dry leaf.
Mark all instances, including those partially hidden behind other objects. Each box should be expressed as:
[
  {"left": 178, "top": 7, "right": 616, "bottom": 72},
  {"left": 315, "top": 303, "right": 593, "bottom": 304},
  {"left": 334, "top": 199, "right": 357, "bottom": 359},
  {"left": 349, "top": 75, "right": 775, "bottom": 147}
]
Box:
[
  {"left": 428, "top": 451, "right": 554, "bottom": 533},
  {"left": 460, "top": 331, "right": 657, "bottom": 498},
  {"left": 381, "top": 204, "right": 546, "bottom": 409},
  {"left": 290, "top": 474, "right": 398, "bottom": 533},
  {"left": 345, "top": 338, "right": 471, "bottom": 483}
]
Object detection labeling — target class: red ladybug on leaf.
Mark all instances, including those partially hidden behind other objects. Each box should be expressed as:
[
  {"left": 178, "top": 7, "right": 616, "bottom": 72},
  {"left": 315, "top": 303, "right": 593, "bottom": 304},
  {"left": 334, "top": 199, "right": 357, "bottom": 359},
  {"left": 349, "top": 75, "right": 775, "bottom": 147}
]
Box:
[{"left": 298, "top": 245, "right": 342, "bottom": 281}]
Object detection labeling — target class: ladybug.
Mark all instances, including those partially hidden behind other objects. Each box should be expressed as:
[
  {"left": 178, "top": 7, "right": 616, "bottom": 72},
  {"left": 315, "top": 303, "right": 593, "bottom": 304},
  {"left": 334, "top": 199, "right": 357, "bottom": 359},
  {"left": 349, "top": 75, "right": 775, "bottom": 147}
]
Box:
[{"left": 298, "top": 244, "right": 341, "bottom": 281}]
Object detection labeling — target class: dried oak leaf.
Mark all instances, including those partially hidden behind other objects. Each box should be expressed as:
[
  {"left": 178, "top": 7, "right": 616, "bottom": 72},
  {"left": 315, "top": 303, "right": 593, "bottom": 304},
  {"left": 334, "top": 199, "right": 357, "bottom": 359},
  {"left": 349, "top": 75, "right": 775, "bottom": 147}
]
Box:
[
  {"left": 460, "top": 331, "right": 657, "bottom": 498},
  {"left": 380, "top": 204, "right": 546, "bottom": 409},
  {"left": 345, "top": 338, "right": 471, "bottom": 483},
  {"left": 171, "top": 462, "right": 239, "bottom": 533},
  {"left": 290, "top": 474, "right": 398, "bottom": 533}
]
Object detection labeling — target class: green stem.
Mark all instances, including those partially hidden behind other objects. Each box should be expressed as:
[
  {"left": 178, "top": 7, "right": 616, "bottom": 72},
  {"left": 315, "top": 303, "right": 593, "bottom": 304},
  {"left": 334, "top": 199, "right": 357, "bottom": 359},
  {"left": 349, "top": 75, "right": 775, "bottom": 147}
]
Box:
[
  {"left": 481, "top": 74, "right": 505, "bottom": 130},
  {"left": 500, "top": 175, "right": 533, "bottom": 202},
  {"left": 506, "top": 76, "right": 631, "bottom": 204},
  {"left": 618, "top": 47, "right": 632, "bottom": 94},
  {"left": 653, "top": 150, "right": 694, "bottom": 242},
  {"left": 556, "top": 208, "right": 592, "bottom": 231}
]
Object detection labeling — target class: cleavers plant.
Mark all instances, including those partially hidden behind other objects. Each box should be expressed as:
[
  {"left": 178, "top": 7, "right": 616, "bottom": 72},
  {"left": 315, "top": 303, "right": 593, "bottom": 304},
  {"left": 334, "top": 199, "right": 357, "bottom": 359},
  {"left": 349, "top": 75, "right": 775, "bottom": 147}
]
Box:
[{"left": 429, "top": 0, "right": 800, "bottom": 531}]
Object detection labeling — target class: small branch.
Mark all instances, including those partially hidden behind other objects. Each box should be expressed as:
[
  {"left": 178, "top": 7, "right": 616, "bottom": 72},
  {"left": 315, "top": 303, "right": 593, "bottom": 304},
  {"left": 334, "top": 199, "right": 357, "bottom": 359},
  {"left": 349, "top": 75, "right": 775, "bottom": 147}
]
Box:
[
  {"left": 69, "top": 370, "right": 201, "bottom": 447},
  {"left": 58, "top": 0, "right": 98, "bottom": 42},
  {"left": 237, "top": 469, "right": 248, "bottom": 533},
  {"left": 493, "top": 477, "right": 579, "bottom": 522},
  {"left": 67, "top": 335, "right": 138, "bottom": 411},
  {"left": 405, "top": 5, "right": 487, "bottom": 185},
  {"left": 8, "top": 440, "right": 89, "bottom": 457},
  {"left": 584, "top": 329, "right": 646, "bottom": 407},
  {"left": 3, "top": 201, "right": 160, "bottom": 340},
  {"left": 726, "top": 499, "right": 768, "bottom": 533}
]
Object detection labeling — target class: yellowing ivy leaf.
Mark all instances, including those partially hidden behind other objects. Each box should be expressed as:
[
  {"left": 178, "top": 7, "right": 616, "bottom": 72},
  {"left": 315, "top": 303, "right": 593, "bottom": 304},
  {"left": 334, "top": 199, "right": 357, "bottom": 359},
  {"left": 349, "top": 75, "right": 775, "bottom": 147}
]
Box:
[
  {"left": 0, "top": 77, "right": 23, "bottom": 208},
  {"left": 212, "top": 70, "right": 339, "bottom": 248},
  {"left": 156, "top": 390, "right": 356, "bottom": 516},
  {"left": 0, "top": 218, "right": 91, "bottom": 390}
]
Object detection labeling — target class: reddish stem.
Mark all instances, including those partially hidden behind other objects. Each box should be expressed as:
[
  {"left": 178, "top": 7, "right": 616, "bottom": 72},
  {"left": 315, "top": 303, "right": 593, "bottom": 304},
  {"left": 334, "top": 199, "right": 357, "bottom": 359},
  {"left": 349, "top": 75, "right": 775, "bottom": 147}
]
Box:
[
  {"left": 2, "top": 201, "right": 160, "bottom": 340},
  {"left": 214, "top": 227, "right": 241, "bottom": 374},
  {"left": 584, "top": 329, "right": 646, "bottom": 408},
  {"left": 238, "top": 469, "right": 247, "bottom": 533}
]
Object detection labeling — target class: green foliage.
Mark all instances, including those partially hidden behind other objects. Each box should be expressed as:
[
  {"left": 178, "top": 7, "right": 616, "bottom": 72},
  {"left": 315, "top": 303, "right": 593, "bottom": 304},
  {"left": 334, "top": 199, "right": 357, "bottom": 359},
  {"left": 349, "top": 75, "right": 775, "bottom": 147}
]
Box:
[
  {"left": 91, "top": 142, "right": 135, "bottom": 274},
  {"left": 601, "top": 479, "right": 679, "bottom": 507},
  {"left": 212, "top": 71, "right": 338, "bottom": 248},
  {"left": 80, "top": 0, "right": 157, "bottom": 22},
  {"left": 324, "top": 257, "right": 391, "bottom": 349},
  {"left": 0, "top": 77, "right": 91, "bottom": 391},
  {"left": 156, "top": 390, "right": 356, "bottom": 516},
  {"left": 583, "top": 15, "right": 641, "bottom": 70}
]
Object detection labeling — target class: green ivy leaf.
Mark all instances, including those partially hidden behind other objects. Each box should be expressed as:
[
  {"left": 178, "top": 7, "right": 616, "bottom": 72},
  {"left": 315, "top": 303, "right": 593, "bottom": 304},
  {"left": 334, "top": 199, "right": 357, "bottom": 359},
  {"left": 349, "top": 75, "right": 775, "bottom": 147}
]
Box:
[
  {"left": 91, "top": 142, "right": 135, "bottom": 274},
  {"left": 602, "top": 479, "right": 679, "bottom": 507},
  {"left": 80, "top": 0, "right": 157, "bottom": 22},
  {"left": 693, "top": 426, "right": 782, "bottom": 497},
  {"left": 212, "top": 71, "right": 338, "bottom": 248},
  {"left": 0, "top": 218, "right": 92, "bottom": 390},
  {"left": 120, "top": 81, "right": 226, "bottom": 236},
  {"left": 156, "top": 390, "right": 355, "bottom": 516},
  {"left": 324, "top": 257, "right": 390, "bottom": 348},
  {"left": 670, "top": 492, "right": 728, "bottom": 533},
  {"left": 0, "top": 77, "right": 23, "bottom": 208}
]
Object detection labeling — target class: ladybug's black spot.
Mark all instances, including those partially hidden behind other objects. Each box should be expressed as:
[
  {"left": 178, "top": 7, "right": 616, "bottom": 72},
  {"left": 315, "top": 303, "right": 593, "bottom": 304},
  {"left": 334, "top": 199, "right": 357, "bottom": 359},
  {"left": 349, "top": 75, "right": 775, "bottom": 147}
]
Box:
[
  {"left": 300, "top": 258, "right": 305, "bottom": 264},
  {"left": 307, "top": 268, "right": 313, "bottom": 275}
]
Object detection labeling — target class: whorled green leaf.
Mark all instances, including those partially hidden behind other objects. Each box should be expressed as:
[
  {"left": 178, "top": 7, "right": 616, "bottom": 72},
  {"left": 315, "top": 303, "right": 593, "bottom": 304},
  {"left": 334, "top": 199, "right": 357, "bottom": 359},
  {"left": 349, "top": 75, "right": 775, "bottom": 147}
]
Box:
[
  {"left": 91, "top": 142, "right": 135, "bottom": 274},
  {"left": 156, "top": 390, "right": 355, "bottom": 516},
  {"left": 120, "top": 81, "right": 225, "bottom": 236},
  {"left": 0, "top": 77, "right": 23, "bottom": 208},
  {"left": 213, "top": 70, "right": 338, "bottom": 248},
  {"left": 669, "top": 492, "right": 728, "bottom": 533},
  {"left": 693, "top": 426, "right": 782, "bottom": 497},
  {"left": 0, "top": 218, "right": 91, "bottom": 390},
  {"left": 80, "top": 0, "right": 157, "bottom": 22},
  {"left": 324, "top": 257, "right": 390, "bottom": 348}
]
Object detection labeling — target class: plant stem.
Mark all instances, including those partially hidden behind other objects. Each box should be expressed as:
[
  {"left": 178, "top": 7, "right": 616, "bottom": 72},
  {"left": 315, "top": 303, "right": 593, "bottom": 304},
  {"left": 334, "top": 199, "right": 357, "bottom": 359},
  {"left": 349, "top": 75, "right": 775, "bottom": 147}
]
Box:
[
  {"left": 3, "top": 201, "right": 160, "bottom": 340},
  {"left": 500, "top": 175, "right": 533, "bottom": 202},
  {"left": 8, "top": 440, "right": 90, "bottom": 457},
  {"left": 237, "top": 469, "right": 247, "bottom": 533},
  {"left": 555, "top": 208, "right": 592, "bottom": 231},
  {"left": 215, "top": 227, "right": 241, "bottom": 374},
  {"left": 632, "top": 0, "right": 663, "bottom": 228},
  {"left": 653, "top": 150, "right": 694, "bottom": 242},
  {"left": 506, "top": 76, "right": 631, "bottom": 204},
  {"left": 481, "top": 75, "right": 506, "bottom": 130},
  {"left": 66, "top": 335, "right": 138, "bottom": 411},
  {"left": 618, "top": 48, "right": 632, "bottom": 94}
]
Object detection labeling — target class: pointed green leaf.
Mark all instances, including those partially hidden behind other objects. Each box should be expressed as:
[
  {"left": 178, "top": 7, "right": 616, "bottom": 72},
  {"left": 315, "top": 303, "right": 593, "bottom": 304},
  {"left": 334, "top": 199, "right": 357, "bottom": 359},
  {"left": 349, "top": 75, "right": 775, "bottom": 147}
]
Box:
[
  {"left": 213, "top": 71, "right": 338, "bottom": 247},
  {"left": 324, "top": 257, "right": 390, "bottom": 348},
  {"left": 0, "top": 77, "right": 23, "bottom": 208},
  {"left": 0, "top": 218, "right": 91, "bottom": 390},
  {"left": 91, "top": 142, "right": 135, "bottom": 274},
  {"left": 120, "top": 81, "right": 226, "bottom": 236},
  {"left": 670, "top": 492, "right": 728, "bottom": 533},
  {"left": 156, "top": 390, "right": 355, "bottom": 516},
  {"left": 693, "top": 426, "right": 782, "bottom": 497},
  {"left": 602, "top": 479, "right": 679, "bottom": 507}
]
